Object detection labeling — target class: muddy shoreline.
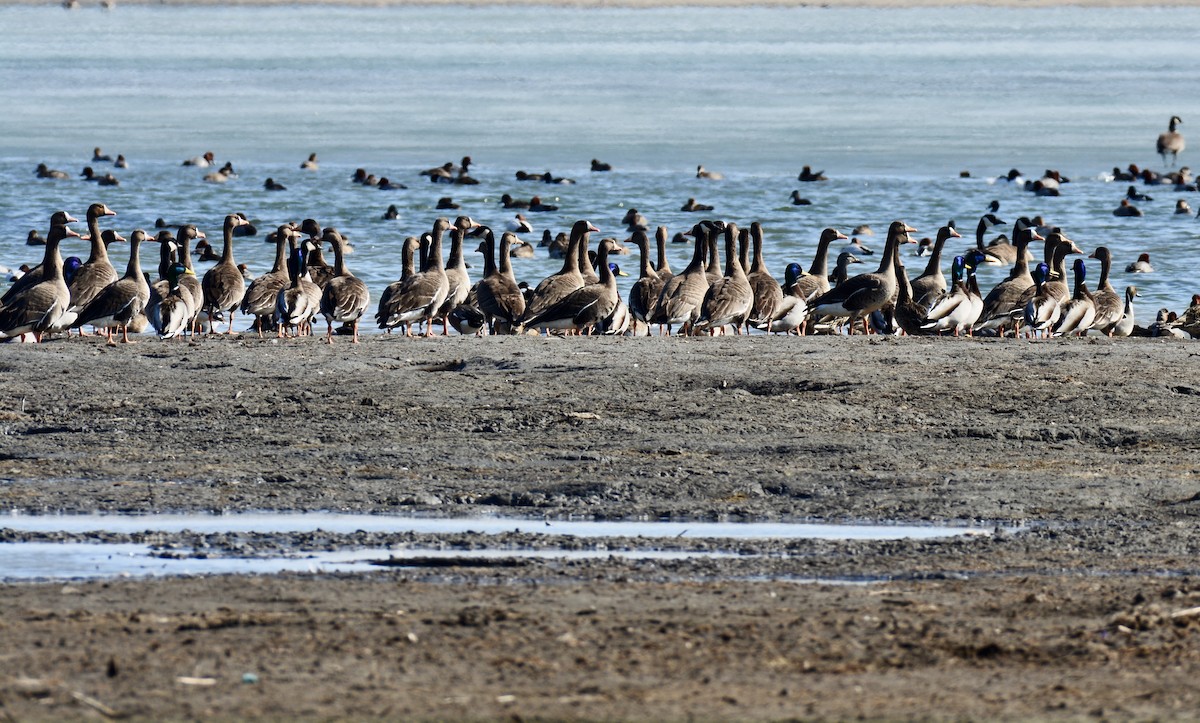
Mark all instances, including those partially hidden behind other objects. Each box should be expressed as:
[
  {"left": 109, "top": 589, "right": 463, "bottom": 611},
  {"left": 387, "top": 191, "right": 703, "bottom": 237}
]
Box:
[{"left": 3, "top": 335, "right": 1200, "bottom": 719}]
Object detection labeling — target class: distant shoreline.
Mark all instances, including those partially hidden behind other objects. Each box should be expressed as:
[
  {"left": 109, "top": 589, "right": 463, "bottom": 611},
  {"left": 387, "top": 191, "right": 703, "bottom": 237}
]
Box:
[{"left": 16, "top": 0, "right": 1200, "bottom": 9}]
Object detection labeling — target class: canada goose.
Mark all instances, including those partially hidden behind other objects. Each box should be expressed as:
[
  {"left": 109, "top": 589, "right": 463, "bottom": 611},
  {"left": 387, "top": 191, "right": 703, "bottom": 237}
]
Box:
[
  {"left": 1157, "top": 116, "right": 1184, "bottom": 167},
  {"left": 1051, "top": 258, "right": 1097, "bottom": 337},
  {"left": 1087, "top": 247, "right": 1122, "bottom": 335}
]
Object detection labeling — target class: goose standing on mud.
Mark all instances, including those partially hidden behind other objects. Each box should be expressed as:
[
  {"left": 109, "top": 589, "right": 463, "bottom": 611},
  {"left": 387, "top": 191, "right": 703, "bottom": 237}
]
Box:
[
  {"left": 201, "top": 214, "right": 250, "bottom": 334},
  {"left": 175, "top": 224, "right": 205, "bottom": 334},
  {"left": 0, "top": 223, "right": 81, "bottom": 341},
  {"left": 471, "top": 226, "right": 526, "bottom": 335},
  {"left": 276, "top": 235, "right": 321, "bottom": 338},
  {"left": 376, "top": 217, "right": 452, "bottom": 336},
  {"left": 521, "top": 219, "right": 596, "bottom": 326},
  {"left": 791, "top": 227, "right": 848, "bottom": 303},
  {"left": 71, "top": 229, "right": 152, "bottom": 344},
  {"left": 1087, "top": 246, "right": 1123, "bottom": 335},
  {"left": 808, "top": 220, "right": 916, "bottom": 334},
  {"left": 745, "top": 222, "right": 782, "bottom": 329},
  {"left": 1111, "top": 286, "right": 1138, "bottom": 337},
  {"left": 240, "top": 226, "right": 293, "bottom": 337},
  {"left": 1051, "top": 258, "right": 1097, "bottom": 337},
  {"left": 973, "top": 219, "right": 1042, "bottom": 336},
  {"left": 517, "top": 238, "right": 621, "bottom": 335},
  {"left": 627, "top": 229, "right": 663, "bottom": 332},
  {"left": 58, "top": 203, "right": 120, "bottom": 332},
  {"left": 695, "top": 222, "right": 753, "bottom": 335},
  {"left": 433, "top": 217, "right": 479, "bottom": 335},
  {"left": 319, "top": 228, "right": 370, "bottom": 343},
  {"left": 909, "top": 223, "right": 962, "bottom": 310},
  {"left": 1157, "top": 116, "right": 1184, "bottom": 167},
  {"left": 654, "top": 226, "right": 674, "bottom": 282},
  {"left": 653, "top": 222, "right": 712, "bottom": 335}
]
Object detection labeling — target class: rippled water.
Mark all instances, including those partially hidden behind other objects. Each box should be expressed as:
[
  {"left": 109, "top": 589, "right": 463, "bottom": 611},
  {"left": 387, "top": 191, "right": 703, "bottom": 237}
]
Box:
[{"left": 2, "top": 4, "right": 1199, "bottom": 319}]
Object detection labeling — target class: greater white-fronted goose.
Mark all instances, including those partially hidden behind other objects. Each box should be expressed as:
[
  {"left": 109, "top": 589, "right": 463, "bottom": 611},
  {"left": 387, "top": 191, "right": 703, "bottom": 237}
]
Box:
[
  {"left": 792, "top": 228, "right": 848, "bottom": 303},
  {"left": 809, "top": 220, "right": 916, "bottom": 335},
  {"left": 891, "top": 253, "right": 930, "bottom": 337},
  {"left": 745, "top": 221, "right": 782, "bottom": 328},
  {"left": 0, "top": 223, "right": 80, "bottom": 341},
  {"left": 695, "top": 222, "right": 753, "bottom": 335},
  {"left": 654, "top": 226, "right": 674, "bottom": 282},
  {"left": 472, "top": 226, "right": 526, "bottom": 335},
  {"left": 71, "top": 229, "right": 151, "bottom": 344},
  {"left": 627, "top": 229, "right": 663, "bottom": 332},
  {"left": 174, "top": 224, "right": 205, "bottom": 333},
  {"left": 909, "top": 223, "right": 962, "bottom": 310},
  {"left": 518, "top": 238, "right": 621, "bottom": 335},
  {"left": 3, "top": 210, "right": 80, "bottom": 305},
  {"left": 1042, "top": 232, "right": 1081, "bottom": 305},
  {"left": 240, "top": 225, "right": 292, "bottom": 337},
  {"left": 1087, "top": 246, "right": 1122, "bottom": 335},
  {"left": 1111, "top": 286, "right": 1138, "bottom": 338},
  {"left": 379, "top": 217, "right": 452, "bottom": 336},
  {"left": 376, "top": 235, "right": 424, "bottom": 334},
  {"left": 1051, "top": 257, "right": 1097, "bottom": 337},
  {"left": 434, "top": 217, "right": 479, "bottom": 335},
  {"left": 653, "top": 221, "right": 712, "bottom": 335},
  {"left": 521, "top": 220, "right": 596, "bottom": 323},
  {"left": 58, "top": 203, "right": 119, "bottom": 331},
  {"left": 201, "top": 214, "right": 250, "bottom": 334},
  {"left": 973, "top": 218, "right": 1042, "bottom": 336},
  {"left": 1157, "top": 116, "right": 1184, "bottom": 167},
  {"left": 703, "top": 222, "right": 724, "bottom": 287},
  {"left": 319, "top": 228, "right": 370, "bottom": 343},
  {"left": 276, "top": 234, "right": 321, "bottom": 338}
]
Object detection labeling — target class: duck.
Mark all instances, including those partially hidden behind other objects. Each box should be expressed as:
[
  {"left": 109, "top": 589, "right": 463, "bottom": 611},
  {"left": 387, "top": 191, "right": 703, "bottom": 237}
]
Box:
[
  {"left": 546, "top": 231, "right": 569, "bottom": 259},
  {"left": 1087, "top": 246, "right": 1122, "bottom": 335},
  {"left": 808, "top": 220, "right": 916, "bottom": 335},
  {"left": 789, "top": 191, "right": 813, "bottom": 206},
  {"left": 791, "top": 228, "right": 848, "bottom": 303},
  {"left": 680, "top": 198, "right": 714, "bottom": 212},
  {"left": 1169, "top": 294, "right": 1200, "bottom": 338},
  {"left": 80, "top": 166, "right": 119, "bottom": 185},
  {"left": 758, "top": 264, "right": 809, "bottom": 335},
  {"left": 920, "top": 255, "right": 977, "bottom": 336},
  {"left": 695, "top": 222, "right": 753, "bottom": 335},
  {"left": 521, "top": 219, "right": 596, "bottom": 325},
  {"left": 627, "top": 229, "right": 663, "bottom": 332},
  {"left": 1175, "top": 199, "right": 1193, "bottom": 215},
  {"left": 1151, "top": 308, "right": 1189, "bottom": 339},
  {"left": 1125, "top": 252, "right": 1153, "bottom": 273},
  {"left": 500, "top": 194, "right": 530, "bottom": 209},
  {"left": 909, "top": 223, "right": 963, "bottom": 310},
  {"left": 654, "top": 226, "right": 674, "bottom": 282},
  {"left": 240, "top": 226, "right": 293, "bottom": 337},
  {"left": 26, "top": 230, "right": 45, "bottom": 246},
  {"left": 377, "top": 217, "right": 452, "bottom": 336},
  {"left": 745, "top": 222, "right": 782, "bottom": 329},
  {"left": 276, "top": 236, "right": 322, "bottom": 338},
  {"left": 1113, "top": 199, "right": 1143, "bottom": 217},
  {"left": 590, "top": 159, "right": 612, "bottom": 172},
  {"left": 200, "top": 214, "right": 250, "bottom": 334},
  {"left": 114, "top": 155, "right": 127, "bottom": 169},
  {"left": 383, "top": 204, "right": 401, "bottom": 220},
  {"left": 1111, "top": 286, "right": 1138, "bottom": 338},
  {"left": 529, "top": 196, "right": 558, "bottom": 212},
  {"left": 436, "top": 197, "right": 459, "bottom": 210},
  {"left": 36, "top": 163, "right": 69, "bottom": 180},
  {"left": 509, "top": 239, "right": 535, "bottom": 258},
  {"left": 1125, "top": 185, "right": 1152, "bottom": 202},
  {"left": 538, "top": 171, "right": 574, "bottom": 185},
  {"left": 1157, "top": 115, "right": 1184, "bottom": 167},
  {"left": 1050, "top": 257, "right": 1097, "bottom": 337},
  {"left": 0, "top": 223, "right": 81, "bottom": 341},
  {"left": 91, "top": 147, "right": 112, "bottom": 163},
  {"left": 506, "top": 214, "right": 534, "bottom": 234},
  {"left": 193, "top": 239, "right": 221, "bottom": 262},
  {"left": 263, "top": 178, "right": 286, "bottom": 191},
  {"left": 798, "top": 165, "right": 827, "bottom": 182},
  {"left": 203, "top": 162, "right": 236, "bottom": 183},
  {"left": 300, "top": 153, "right": 319, "bottom": 171},
  {"left": 841, "top": 237, "right": 874, "bottom": 257},
  {"left": 471, "top": 226, "right": 526, "bottom": 334},
  {"left": 182, "top": 151, "right": 215, "bottom": 167},
  {"left": 973, "top": 218, "right": 1042, "bottom": 336},
  {"left": 1023, "top": 263, "right": 1061, "bottom": 336},
  {"left": 695, "top": 165, "right": 723, "bottom": 180},
  {"left": 377, "top": 177, "right": 406, "bottom": 190},
  {"left": 319, "top": 228, "right": 370, "bottom": 343},
  {"left": 70, "top": 229, "right": 152, "bottom": 344},
  {"left": 653, "top": 222, "right": 713, "bottom": 335},
  {"left": 518, "top": 238, "right": 621, "bottom": 335},
  {"left": 622, "top": 208, "right": 649, "bottom": 232},
  {"left": 151, "top": 263, "right": 192, "bottom": 340},
  {"left": 421, "top": 161, "right": 456, "bottom": 181}
]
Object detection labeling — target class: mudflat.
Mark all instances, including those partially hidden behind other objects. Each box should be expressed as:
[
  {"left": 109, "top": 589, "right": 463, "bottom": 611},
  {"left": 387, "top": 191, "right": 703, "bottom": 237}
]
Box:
[{"left": 3, "top": 334, "right": 1200, "bottom": 720}]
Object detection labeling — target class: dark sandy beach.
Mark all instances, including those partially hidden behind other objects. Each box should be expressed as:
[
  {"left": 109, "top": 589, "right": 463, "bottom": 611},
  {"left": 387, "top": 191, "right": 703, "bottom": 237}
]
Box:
[{"left": 3, "top": 334, "right": 1200, "bottom": 719}]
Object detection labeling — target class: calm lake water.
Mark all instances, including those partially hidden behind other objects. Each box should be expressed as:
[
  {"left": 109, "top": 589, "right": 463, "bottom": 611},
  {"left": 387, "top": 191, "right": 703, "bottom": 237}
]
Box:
[{"left": 2, "top": 4, "right": 1199, "bottom": 319}]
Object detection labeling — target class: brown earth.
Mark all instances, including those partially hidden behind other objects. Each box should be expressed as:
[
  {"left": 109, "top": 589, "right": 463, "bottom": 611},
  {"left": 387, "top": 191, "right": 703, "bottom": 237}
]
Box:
[{"left": 2, "top": 334, "right": 1200, "bottom": 720}]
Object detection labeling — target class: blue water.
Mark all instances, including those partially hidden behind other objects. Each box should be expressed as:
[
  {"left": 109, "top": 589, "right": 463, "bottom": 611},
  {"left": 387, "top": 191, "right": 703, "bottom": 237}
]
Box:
[{"left": 2, "top": 4, "right": 1199, "bottom": 319}]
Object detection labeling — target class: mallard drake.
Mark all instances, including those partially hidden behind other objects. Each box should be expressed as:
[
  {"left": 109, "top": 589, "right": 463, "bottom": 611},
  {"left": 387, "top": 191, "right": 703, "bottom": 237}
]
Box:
[
  {"left": 1024, "top": 263, "right": 1061, "bottom": 336},
  {"left": 71, "top": 229, "right": 151, "bottom": 345},
  {"left": 758, "top": 264, "right": 809, "bottom": 335},
  {"left": 909, "top": 223, "right": 963, "bottom": 310},
  {"left": 518, "top": 238, "right": 621, "bottom": 335},
  {"left": 319, "top": 229, "right": 370, "bottom": 343},
  {"left": 471, "top": 226, "right": 525, "bottom": 335},
  {"left": 1111, "top": 286, "right": 1138, "bottom": 338},
  {"left": 653, "top": 222, "right": 712, "bottom": 335},
  {"left": 276, "top": 235, "right": 321, "bottom": 338},
  {"left": 0, "top": 223, "right": 80, "bottom": 341},
  {"left": 745, "top": 222, "right": 783, "bottom": 329},
  {"left": 1052, "top": 257, "right": 1097, "bottom": 337},
  {"left": 627, "top": 229, "right": 663, "bottom": 332},
  {"left": 809, "top": 220, "right": 917, "bottom": 335},
  {"left": 1087, "top": 247, "right": 1122, "bottom": 335},
  {"left": 377, "top": 217, "right": 452, "bottom": 336},
  {"left": 240, "top": 226, "right": 292, "bottom": 337},
  {"left": 200, "top": 214, "right": 250, "bottom": 334},
  {"left": 521, "top": 220, "right": 596, "bottom": 324},
  {"left": 695, "top": 222, "right": 753, "bottom": 335},
  {"left": 973, "top": 219, "right": 1042, "bottom": 336},
  {"left": 1157, "top": 116, "right": 1184, "bottom": 167},
  {"left": 152, "top": 263, "right": 191, "bottom": 340},
  {"left": 920, "top": 256, "right": 975, "bottom": 336}
]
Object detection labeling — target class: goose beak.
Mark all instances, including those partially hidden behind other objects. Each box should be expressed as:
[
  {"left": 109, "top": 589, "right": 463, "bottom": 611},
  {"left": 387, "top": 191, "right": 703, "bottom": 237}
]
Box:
[
  {"left": 835, "top": 231, "right": 849, "bottom": 240},
  {"left": 948, "top": 227, "right": 962, "bottom": 239},
  {"left": 64, "top": 226, "right": 82, "bottom": 238},
  {"left": 65, "top": 214, "right": 80, "bottom": 224},
  {"left": 904, "top": 224, "right": 918, "bottom": 234}
]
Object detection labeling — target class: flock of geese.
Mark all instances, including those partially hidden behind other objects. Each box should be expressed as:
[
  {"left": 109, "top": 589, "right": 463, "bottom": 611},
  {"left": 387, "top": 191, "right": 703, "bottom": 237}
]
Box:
[{"left": 2, "top": 199, "right": 1198, "bottom": 345}]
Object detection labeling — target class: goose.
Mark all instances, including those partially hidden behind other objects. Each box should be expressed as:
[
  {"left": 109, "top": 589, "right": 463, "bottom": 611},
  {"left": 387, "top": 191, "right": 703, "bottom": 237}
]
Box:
[
  {"left": 200, "top": 214, "right": 250, "bottom": 334},
  {"left": 965, "top": 213, "right": 1007, "bottom": 265},
  {"left": 627, "top": 229, "right": 663, "bottom": 332},
  {"left": 152, "top": 263, "right": 191, "bottom": 340},
  {"left": 1042, "top": 232, "right": 1081, "bottom": 306},
  {"left": 300, "top": 153, "right": 319, "bottom": 171},
  {"left": 909, "top": 223, "right": 963, "bottom": 310},
  {"left": 276, "top": 235, "right": 322, "bottom": 338},
  {"left": 319, "top": 229, "right": 370, "bottom": 343},
  {"left": 144, "top": 230, "right": 179, "bottom": 337},
  {"left": 521, "top": 219, "right": 596, "bottom": 324},
  {"left": 517, "top": 238, "right": 621, "bottom": 335},
  {"left": 1111, "top": 286, "right": 1138, "bottom": 337},
  {"left": 891, "top": 253, "right": 930, "bottom": 336},
  {"left": 1051, "top": 257, "right": 1097, "bottom": 337},
  {"left": 378, "top": 217, "right": 452, "bottom": 336},
  {"left": 759, "top": 264, "right": 809, "bottom": 335},
  {"left": 653, "top": 221, "right": 712, "bottom": 335},
  {"left": 654, "top": 226, "right": 674, "bottom": 282},
  {"left": 590, "top": 159, "right": 612, "bottom": 172},
  {"left": 809, "top": 220, "right": 916, "bottom": 335},
  {"left": 299, "top": 219, "right": 334, "bottom": 289},
  {"left": 0, "top": 223, "right": 80, "bottom": 341},
  {"left": 434, "top": 217, "right": 480, "bottom": 335},
  {"left": 695, "top": 165, "right": 723, "bottom": 180},
  {"left": 1125, "top": 253, "right": 1153, "bottom": 273},
  {"left": 830, "top": 252, "right": 863, "bottom": 287},
  {"left": 1087, "top": 247, "right": 1122, "bottom": 335},
  {"left": 695, "top": 222, "right": 753, "bottom": 335},
  {"left": 240, "top": 226, "right": 292, "bottom": 337},
  {"left": 792, "top": 228, "right": 849, "bottom": 303},
  {"left": 745, "top": 221, "right": 782, "bottom": 328},
  {"left": 70, "top": 229, "right": 151, "bottom": 345},
  {"left": 1023, "top": 263, "right": 1060, "bottom": 336},
  {"left": 36, "top": 163, "right": 69, "bottom": 180},
  {"left": 973, "top": 219, "right": 1042, "bottom": 336},
  {"left": 174, "top": 225, "right": 205, "bottom": 334},
  {"left": 3, "top": 211, "right": 81, "bottom": 306},
  {"left": 798, "top": 165, "right": 827, "bottom": 182},
  {"left": 471, "top": 226, "right": 525, "bottom": 334},
  {"left": 703, "top": 221, "right": 725, "bottom": 287},
  {"left": 56, "top": 203, "right": 120, "bottom": 331},
  {"left": 1157, "top": 116, "right": 1184, "bottom": 167}
]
